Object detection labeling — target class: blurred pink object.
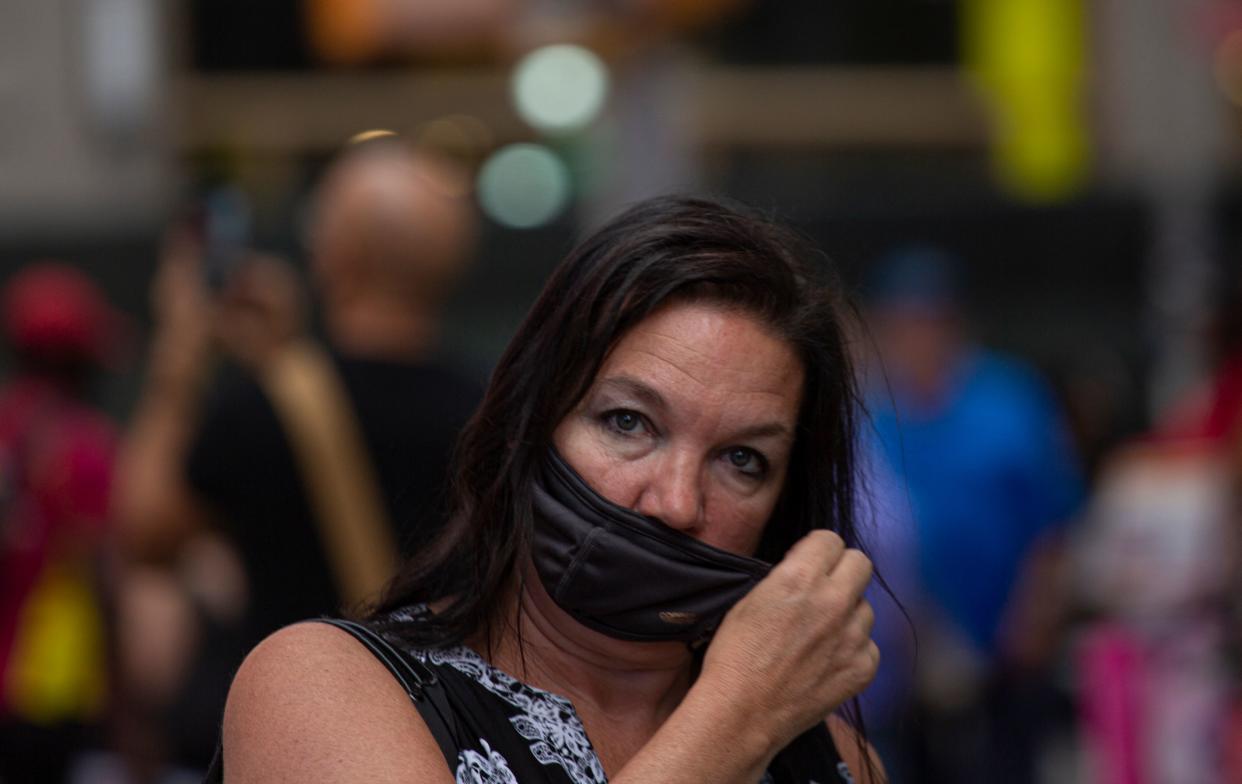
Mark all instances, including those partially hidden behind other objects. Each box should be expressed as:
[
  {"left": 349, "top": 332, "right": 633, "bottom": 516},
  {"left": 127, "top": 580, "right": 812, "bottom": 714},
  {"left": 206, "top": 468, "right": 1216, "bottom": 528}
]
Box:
[
  {"left": 1078, "top": 626, "right": 1145, "bottom": 784},
  {"left": 1076, "top": 445, "right": 1233, "bottom": 784},
  {"left": 1, "top": 263, "right": 125, "bottom": 365}
]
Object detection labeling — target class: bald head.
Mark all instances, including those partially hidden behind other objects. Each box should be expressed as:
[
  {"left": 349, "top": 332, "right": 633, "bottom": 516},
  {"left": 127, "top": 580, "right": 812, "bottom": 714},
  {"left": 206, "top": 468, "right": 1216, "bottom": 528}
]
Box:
[{"left": 310, "top": 142, "right": 476, "bottom": 313}]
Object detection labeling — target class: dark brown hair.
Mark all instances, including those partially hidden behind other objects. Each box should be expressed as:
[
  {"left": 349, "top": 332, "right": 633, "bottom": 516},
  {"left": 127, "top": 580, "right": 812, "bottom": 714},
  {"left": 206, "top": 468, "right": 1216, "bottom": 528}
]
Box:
[{"left": 374, "top": 194, "right": 866, "bottom": 651}]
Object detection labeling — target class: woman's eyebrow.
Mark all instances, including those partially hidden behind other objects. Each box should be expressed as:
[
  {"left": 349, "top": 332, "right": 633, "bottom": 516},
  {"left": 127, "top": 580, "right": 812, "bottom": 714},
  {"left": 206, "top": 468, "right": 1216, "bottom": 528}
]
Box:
[
  {"left": 595, "top": 375, "right": 668, "bottom": 411},
  {"left": 597, "top": 375, "right": 793, "bottom": 442}
]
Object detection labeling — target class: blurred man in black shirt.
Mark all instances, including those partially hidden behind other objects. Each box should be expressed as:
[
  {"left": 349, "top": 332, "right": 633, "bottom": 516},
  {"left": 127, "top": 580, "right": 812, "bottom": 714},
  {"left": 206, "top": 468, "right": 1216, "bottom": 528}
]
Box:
[{"left": 112, "top": 141, "right": 481, "bottom": 769}]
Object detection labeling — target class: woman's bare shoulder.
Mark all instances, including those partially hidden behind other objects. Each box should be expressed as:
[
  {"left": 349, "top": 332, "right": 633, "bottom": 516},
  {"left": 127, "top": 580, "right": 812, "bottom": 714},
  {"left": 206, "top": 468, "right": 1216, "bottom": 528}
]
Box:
[{"left": 222, "top": 621, "right": 454, "bottom": 783}]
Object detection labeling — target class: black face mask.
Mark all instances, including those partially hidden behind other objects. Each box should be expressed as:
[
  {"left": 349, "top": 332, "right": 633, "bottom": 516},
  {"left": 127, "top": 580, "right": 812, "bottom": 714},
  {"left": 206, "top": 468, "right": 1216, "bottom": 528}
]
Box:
[{"left": 531, "top": 449, "right": 772, "bottom": 643}]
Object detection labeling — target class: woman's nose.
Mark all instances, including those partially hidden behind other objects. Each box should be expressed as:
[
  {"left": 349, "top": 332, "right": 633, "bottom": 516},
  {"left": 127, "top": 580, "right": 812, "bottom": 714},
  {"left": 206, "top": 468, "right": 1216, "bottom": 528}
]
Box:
[{"left": 633, "top": 453, "right": 703, "bottom": 533}]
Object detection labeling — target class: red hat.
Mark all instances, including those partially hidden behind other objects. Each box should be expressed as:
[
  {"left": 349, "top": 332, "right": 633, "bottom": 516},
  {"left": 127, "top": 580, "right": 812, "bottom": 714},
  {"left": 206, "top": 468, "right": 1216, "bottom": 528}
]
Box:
[{"left": 2, "top": 263, "right": 125, "bottom": 365}]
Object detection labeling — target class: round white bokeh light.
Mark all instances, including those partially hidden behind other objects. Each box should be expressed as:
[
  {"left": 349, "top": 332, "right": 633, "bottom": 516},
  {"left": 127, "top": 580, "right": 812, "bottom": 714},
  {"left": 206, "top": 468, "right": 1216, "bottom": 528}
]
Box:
[
  {"left": 477, "top": 144, "right": 571, "bottom": 229},
  {"left": 512, "top": 44, "right": 609, "bottom": 134}
]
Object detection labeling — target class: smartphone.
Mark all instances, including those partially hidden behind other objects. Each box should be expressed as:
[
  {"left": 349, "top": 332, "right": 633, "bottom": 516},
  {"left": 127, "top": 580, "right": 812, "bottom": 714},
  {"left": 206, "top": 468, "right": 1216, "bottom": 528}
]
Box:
[{"left": 189, "top": 186, "right": 252, "bottom": 291}]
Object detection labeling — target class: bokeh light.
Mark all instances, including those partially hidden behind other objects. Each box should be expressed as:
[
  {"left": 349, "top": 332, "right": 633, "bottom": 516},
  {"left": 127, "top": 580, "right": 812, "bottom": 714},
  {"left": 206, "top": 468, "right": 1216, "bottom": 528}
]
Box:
[
  {"left": 1214, "top": 29, "right": 1242, "bottom": 107},
  {"left": 511, "top": 44, "right": 609, "bottom": 135},
  {"left": 348, "top": 129, "right": 398, "bottom": 145},
  {"left": 476, "top": 143, "right": 570, "bottom": 229}
]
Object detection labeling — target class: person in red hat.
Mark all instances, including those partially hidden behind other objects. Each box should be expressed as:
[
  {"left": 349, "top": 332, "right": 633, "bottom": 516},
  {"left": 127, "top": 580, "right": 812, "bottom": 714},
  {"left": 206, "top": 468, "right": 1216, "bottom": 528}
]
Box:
[
  {"left": 1, "top": 263, "right": 125, "bottom": 370},
  {"left": 0, "top": 262, "right": 125, "bottom": 783}
]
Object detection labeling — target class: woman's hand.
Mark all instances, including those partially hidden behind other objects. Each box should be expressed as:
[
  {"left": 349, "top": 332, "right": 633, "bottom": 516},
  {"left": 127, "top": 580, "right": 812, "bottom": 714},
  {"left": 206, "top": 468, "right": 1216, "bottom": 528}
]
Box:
[
  {"left": 696, "top": 529, "right": 879, "bottom": 755},
  {"left": 610, "top": 530, "right": 879, "bottom": 784}
]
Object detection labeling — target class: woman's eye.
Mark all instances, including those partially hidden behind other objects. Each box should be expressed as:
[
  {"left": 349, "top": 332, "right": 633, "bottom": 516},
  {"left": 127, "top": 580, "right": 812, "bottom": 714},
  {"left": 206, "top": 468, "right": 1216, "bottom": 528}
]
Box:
[
  {"left": 604, "top": 409, "right": 645, "bottom": 435},
  {"left": 726, "top": 447, "right": 767, "bottom": 477}
]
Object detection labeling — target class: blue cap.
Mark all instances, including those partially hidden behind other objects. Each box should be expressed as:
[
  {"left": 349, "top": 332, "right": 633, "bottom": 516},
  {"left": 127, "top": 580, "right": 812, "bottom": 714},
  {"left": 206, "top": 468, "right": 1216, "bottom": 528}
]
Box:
[{"left": 865, "top": 245, "right": 963, "bottom": 311}]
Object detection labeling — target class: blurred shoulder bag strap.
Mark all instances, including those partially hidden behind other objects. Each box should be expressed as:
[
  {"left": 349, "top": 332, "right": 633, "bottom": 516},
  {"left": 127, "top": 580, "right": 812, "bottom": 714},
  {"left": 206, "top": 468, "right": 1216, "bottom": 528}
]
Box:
[{"left": 258, "top": 339, "right": 397, "bottom": 610}]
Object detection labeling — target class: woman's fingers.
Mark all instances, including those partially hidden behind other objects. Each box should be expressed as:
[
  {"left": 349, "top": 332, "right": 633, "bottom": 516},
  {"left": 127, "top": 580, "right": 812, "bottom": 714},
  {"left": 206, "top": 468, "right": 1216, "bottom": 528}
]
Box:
[
  {"left": 772, "top": 529, "right": 846, "bottom": 584},
  {"left": 825, "top": 548, "right": 874, "bottom": 612},
  {"left": 703, "top": 529, "right": 880, "bottom": 730}
]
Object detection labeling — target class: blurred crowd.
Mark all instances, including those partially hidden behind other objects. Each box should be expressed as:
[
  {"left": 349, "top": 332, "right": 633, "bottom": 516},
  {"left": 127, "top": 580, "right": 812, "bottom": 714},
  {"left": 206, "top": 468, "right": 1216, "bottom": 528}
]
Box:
[
  {"left": 856, "top": 249, "right": 1242, "bottom": 784},
  {"left": 3, "top": 0, "right": 1242, "bottom": 782},
  {"left": 4, "top": 143, "right": 1242, "bottom": 783},
  {"left": 0, "top": 139, "right": 483, "bottom": 783}
]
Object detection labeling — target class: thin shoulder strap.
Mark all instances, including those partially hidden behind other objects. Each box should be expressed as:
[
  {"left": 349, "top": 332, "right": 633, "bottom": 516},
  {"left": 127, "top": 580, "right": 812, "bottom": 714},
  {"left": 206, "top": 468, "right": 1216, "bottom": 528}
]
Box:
[{"left": 316, "top": 618, "right": 464, "bottom": 767}]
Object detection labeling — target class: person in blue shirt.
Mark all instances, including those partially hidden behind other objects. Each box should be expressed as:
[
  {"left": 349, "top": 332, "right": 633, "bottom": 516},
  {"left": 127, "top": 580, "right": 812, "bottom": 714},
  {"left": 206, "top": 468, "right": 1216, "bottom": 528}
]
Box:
[{"left": 863, "top": 246, "right": 1084, "bottom": 784}]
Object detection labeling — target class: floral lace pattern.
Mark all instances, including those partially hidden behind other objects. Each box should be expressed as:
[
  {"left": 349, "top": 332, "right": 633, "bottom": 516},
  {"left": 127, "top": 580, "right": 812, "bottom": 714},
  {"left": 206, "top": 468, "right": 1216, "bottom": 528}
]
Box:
[
  {"left": 411, "top": 644, "right": 607, "bottom": 784},
  {"left": 456, "top": 740, "right": 519, "bottom": 784},
  {"left": 388, "top": 608, "right": 831, "bottom": 784}
]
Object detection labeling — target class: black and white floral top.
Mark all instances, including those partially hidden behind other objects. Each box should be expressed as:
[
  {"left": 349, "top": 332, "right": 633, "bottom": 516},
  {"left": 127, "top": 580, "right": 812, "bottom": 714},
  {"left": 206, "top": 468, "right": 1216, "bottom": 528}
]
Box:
[
  {"left": 204, "top": 612, "right": 858, "bottom": 784},
  {"left": 393, "top": 628, "right": 855, "bottom": 783}
]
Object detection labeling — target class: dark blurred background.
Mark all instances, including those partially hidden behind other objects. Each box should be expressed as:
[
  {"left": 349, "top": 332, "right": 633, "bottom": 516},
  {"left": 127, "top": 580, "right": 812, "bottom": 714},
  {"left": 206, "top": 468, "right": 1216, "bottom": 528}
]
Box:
[
  {"left": 3, "top": 1, "right": 1242, "bottom": 782},
  {"left": 0, "top": 0, "right": 1173, "bottom": 461}
]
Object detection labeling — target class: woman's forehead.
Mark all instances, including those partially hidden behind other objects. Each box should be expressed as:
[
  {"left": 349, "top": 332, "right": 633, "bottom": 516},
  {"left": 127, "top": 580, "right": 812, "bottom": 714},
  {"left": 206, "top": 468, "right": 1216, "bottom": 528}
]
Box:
[{"left": 593, "top": 302, "right": 804, "bottom": 423}]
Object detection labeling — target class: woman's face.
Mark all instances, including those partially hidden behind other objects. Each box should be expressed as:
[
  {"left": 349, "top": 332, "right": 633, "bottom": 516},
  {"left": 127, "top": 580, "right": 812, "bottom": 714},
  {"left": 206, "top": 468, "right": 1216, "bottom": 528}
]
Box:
[{"left": 552, "top": 301, "right": 805, "bottom": 556}]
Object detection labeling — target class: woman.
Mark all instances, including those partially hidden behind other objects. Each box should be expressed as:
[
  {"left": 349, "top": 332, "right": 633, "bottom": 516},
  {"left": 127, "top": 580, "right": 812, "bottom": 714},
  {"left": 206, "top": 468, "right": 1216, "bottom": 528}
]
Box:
[{"left": 221, "top": 196, "right": 882, "bottom": 782}]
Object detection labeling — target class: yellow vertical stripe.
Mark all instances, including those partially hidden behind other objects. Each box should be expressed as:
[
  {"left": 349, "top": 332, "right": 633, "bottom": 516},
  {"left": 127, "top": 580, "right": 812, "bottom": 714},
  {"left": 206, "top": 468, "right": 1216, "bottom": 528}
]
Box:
[{"left": 963, "top": 0, "right": 1090, "bottom": 201}]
